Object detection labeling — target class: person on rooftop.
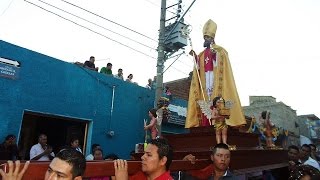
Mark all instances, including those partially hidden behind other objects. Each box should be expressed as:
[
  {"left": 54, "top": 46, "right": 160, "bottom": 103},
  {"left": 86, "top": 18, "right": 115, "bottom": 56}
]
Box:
[
  {"left": 83, "top": 56, "right": 98, "bottom": 71},
  {"left": 100, "top": 63, "right": 113, "bottom": 75}
]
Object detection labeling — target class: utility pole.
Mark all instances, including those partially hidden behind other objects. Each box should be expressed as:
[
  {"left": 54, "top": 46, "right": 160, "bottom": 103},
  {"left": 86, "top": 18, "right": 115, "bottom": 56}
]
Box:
[
  {"left": 155, "top": 0, "right": 195, "bottom": 107},
  {"left": 154, "top": 0, "right": 167, "bottom": 137},
  {"left": 155, "top": 0, "right": 167, "bottom": 107}
]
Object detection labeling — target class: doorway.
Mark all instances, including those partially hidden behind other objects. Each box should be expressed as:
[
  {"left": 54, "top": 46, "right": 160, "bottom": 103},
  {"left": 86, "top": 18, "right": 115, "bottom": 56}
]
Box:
[{"left": 18, "top": 111, "right": 89, "bottom": 160}]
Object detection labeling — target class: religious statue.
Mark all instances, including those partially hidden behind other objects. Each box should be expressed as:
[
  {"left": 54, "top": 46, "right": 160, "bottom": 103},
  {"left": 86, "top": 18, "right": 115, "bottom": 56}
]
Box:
[
  {"left": 259, "top": 111, "right": 276, "bottom": 148},
  {"left": 185, "top": 19, "right": 246, "bottom": 128},
  {"left": 144, "top": 109, "right": 158, "bottom": 139},
  {"left": 155, "top": 97, "right": 170, "bottom": 137},
  {"left": 211, "top": 96, "right": 230, "bottom": 144}
]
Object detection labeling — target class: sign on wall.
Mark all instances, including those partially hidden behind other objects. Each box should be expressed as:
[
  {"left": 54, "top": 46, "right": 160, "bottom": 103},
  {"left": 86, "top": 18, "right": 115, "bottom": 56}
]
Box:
[
  {"left": 168, "top": 104, "right": 187, "bottom": 125},
  {"left": 0, "top": 57, "right": 20, "bottom": 80}
]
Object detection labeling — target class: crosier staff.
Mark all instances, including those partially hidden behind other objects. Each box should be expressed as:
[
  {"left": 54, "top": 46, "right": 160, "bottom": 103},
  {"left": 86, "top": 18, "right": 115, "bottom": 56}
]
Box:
[{"left": 182, "top": 25, "right": 212, "bottom": 126}]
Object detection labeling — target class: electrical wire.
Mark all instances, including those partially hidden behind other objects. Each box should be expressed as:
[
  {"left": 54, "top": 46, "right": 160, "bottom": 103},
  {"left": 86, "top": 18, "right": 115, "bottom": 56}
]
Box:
[
  {"left": 25, "top": 0, "right": 189, "bottom": 76},
  {"left": 60, "top": 0, "right": 158, "bottom": 42},
  {"left": 143, "top": 0, "right": 160, "bottom": 7},
  {"left": 1, "top": 0, "right": 15, "bottom": 16},
  {"left": 170, "top": 66, "right": 189, "bottom": 76},
  {"left": 162, "top": 52, "right": 183, "bottom": 74},
  {"left": 143, "top": 0, "right": 177, "bottom": 15},
  {"left": 177, "top": 58, "right": 193, "bottom": 69},
  {"left": 37, "top": 0, "right": 157, "bottom": 51},
  {"left": 163, "top": 53, "right": 192, "bottom": 75},
  {"left": 24, "top": 0, "right": 157, "bottom": 60}
]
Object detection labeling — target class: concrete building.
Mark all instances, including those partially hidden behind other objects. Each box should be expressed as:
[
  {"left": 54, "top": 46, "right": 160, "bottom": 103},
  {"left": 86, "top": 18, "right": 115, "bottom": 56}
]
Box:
[
  {"left": 243, "top": 96, "right": 300, "bottom": 146},
  {"left": 0, "top": 40, "right": 186, "bottom": 159},
  {"left": 297, "top": 114, "right": 320, "bottom": 140}
]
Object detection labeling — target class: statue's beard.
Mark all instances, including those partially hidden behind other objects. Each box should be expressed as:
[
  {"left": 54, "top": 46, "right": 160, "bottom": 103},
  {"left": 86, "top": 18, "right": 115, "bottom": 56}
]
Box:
[{"left": 203, "top": 39, "right": 213, "bottom": 48}]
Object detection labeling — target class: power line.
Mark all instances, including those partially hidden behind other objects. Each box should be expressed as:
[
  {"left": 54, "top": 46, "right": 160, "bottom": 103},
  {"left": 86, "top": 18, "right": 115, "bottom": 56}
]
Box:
[
  {"left": 60, "top": 0, "right": 158, "bottom": 42},
  {"left": 163, "top": 52, "right": 192, "bottom": 75},
  {"left": 1, "top": 0, "right": 15, "bottom": 16},
  {"left": 162, "top": 52, "right": 183, "bottom": 74},
  {"left": 177, "top": 58, "right": 193, "bottom": 69},
  {"left": 24, "top": 0, "right": 157, "bottom": 60},
  {"left": 143, "top": 0, "right": 177, "bottom": 15},
  {"left": 164, "top": 0, "right": 196, "bottom": 42},
  {"left": 143, "top": 0, "right": 160, "bottom": 7},
  {"left": 37, "top": 0, "right": 157, "bottom": 51},
  {"left": 170, "top": 66, "right": 189, "bottom": 76}
]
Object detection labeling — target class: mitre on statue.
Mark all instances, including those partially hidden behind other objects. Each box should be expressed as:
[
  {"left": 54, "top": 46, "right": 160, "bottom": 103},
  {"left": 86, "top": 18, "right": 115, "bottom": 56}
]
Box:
[{"left": 203, "top": 19, "right": 217, "bottom": 38}]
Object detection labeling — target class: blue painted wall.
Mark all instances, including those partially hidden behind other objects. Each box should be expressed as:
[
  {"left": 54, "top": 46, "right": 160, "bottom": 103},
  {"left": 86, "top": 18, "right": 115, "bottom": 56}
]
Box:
[{"left": 0, "top": 40, "right": 155, "bottom": 159}]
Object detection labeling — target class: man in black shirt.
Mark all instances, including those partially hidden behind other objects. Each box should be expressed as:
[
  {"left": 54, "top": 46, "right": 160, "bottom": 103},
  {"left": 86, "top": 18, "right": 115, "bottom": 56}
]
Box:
[{"left": 83, "top": 56, "right": 98, "bottom": 71}]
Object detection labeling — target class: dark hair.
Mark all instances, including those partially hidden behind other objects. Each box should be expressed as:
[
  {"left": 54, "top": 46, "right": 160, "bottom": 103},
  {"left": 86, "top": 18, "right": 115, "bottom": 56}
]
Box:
[
  {"left": 105, "top": 153, "right": 119, "bottom": 160},
  {"left": 118, "top": 68, "right": 122, "bottom": 71},
  {"left": 261, "top": 111, "right": 270, "bottom": 119},
  {"left": 289, "top": 164, "right": 320, "bottom": 180},
  {"left": 311, "top": 174, "right": 320, "bottom": 180},
  {"left": 5, "top": 134, "right": 16, "bottom": 141},
  {"left": 128, "top": 74, "right": 133, "bottom": 78},
  {"left": 288, "top": 145, "right": 299, "bottom": 152},
  {"left": 56, "top": 149, "right": 86, "bottom": 178},
  {"left": 107, "top": 63, "right": 112, "bottom": 66},
  {"left": 309, "top": 144, "right": 317, "bottom": 149},
  {"left": 302, "top": 144, "right": 311, "bottom": 151},
  {"left": 93, "top": 148, "right": 103, "bottom": 155},
  {"left": 149, "top": 138, "right": 173, "bottom": 171},
  {"left": 149, "top": 108, "right": 157, "bottom": 118},
  {"left": 70, "top": 137, "right": 79, "bottom": 144},
  {"left": 38, "top": 134, "right": 47, "bottom": 141},
  {"left": 212, "top": 96, "right": 222, "bottom": 108},
  {"left": 130, "top": 150, "right": 135, "bottom": 156},
  {"left": 91, "top": 144, "right": 100, "bottom": 152},
  {"left": 90, "top": 56, "right": 95, "bottom": 59},
  {"left": 212, "top": 143, "right": 229, "bottom": 155},
  {"left": 39, "top": 134, "right": 47, "bottom": 138}
]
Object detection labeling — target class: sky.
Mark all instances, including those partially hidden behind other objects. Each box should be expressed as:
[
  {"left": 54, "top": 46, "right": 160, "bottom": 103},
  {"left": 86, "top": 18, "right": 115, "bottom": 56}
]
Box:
[{"left": 0, "top": 0, "right": 319, "bottom": 117}]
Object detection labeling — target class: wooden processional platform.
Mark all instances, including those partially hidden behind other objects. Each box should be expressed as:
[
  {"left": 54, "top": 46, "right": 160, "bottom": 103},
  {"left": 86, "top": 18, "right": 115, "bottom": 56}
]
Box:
[
  {"left": 0, "top": 127, "right": 288, "bottom": 179},
  {"left": 162, "top": 126, "right": 288, "bottom": 175}
]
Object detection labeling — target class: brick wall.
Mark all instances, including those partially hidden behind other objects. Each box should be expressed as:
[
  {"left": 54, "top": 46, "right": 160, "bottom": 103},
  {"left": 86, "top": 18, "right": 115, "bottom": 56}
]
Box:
[{"left": 164, "top": 77, "right": 191, "bottom": 100}]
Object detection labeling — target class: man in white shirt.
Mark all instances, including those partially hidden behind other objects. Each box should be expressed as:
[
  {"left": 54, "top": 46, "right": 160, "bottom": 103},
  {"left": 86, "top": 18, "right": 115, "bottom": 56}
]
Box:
[
  {"left": 145, "top": 79, "right": 152, "bottom": 89},
  {"left": 85, "top": 144, "right": 101, "bottom": 160},
  {"left": 300, "top": 144, "right": 320, "bottom": 170},
  {"left": 114, "top": 68, "right": 124, "bottom": 80},
  {"left": 30, "top": 134, "right": 54, "bottom": 161}
]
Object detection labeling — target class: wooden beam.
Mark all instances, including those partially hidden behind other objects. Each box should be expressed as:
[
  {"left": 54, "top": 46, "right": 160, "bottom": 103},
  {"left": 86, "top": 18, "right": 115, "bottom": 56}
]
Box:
[{"left": 0, "top": 160, "right": 210, "bottom": 180}]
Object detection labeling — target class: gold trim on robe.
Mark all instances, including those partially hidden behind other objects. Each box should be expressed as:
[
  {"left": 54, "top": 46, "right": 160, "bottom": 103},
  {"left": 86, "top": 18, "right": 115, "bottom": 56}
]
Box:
[{"left": 185, "top": 44, "right": 246, "bottom": 128}]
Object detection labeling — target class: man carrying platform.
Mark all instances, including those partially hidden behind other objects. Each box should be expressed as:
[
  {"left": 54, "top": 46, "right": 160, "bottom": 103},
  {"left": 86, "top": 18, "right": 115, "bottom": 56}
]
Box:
[
  {"left": 0, "top": 148, "right": 86, "bottom": 180},
  {"left": 114, "top": 138, "right": 174, "bottom": 180},
  {"left": 181, "top": 143, "right": 238, "bottom": 180}
]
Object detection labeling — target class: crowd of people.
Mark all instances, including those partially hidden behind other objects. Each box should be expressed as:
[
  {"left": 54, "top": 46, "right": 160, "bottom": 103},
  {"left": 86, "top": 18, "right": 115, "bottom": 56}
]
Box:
[
  {"left": 0, "top": 138, "right": 176, "bottom": 180},
  {"left": 2, "top": 132, "right": 320, "bottom": 180},
  {"left": 0, "top": 134, "right": 122, "bottom": 163},
  {"left": 287, "top": 144, "right": 320, "bottom": 171},
  {"left": 81, "top": 56, "right": 156, "bottom": 89},
  {"left": 0, "top": 135, "right": 242, "bottom": 180},
  {"left": 81, "top": 56, "right": 175, "bottom": 101}
]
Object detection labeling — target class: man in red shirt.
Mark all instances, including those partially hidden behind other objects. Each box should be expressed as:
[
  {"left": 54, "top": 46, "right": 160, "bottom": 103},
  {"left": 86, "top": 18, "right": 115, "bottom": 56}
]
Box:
[{"left": 114, "top": 138, "right": 173, "bottom": 180}]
